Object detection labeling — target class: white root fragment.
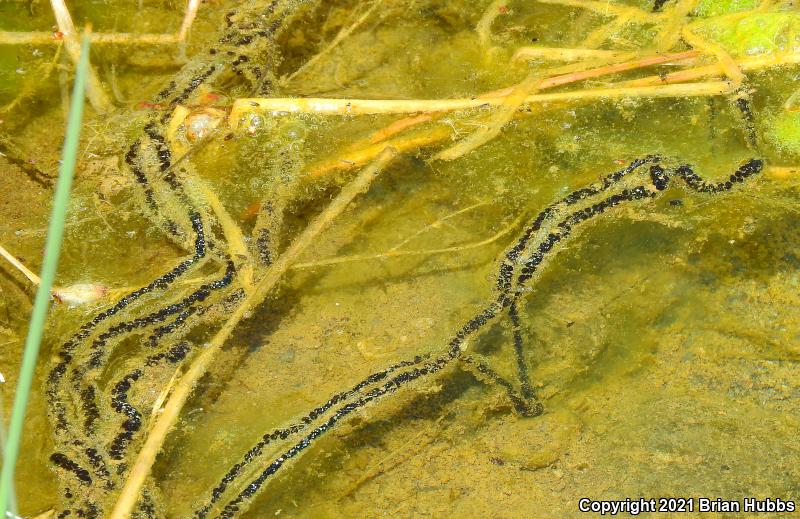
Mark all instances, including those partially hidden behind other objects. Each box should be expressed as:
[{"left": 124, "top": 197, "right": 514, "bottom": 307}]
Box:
[{"left": 51, "top": 283, "right": 110, "bottom": 306}]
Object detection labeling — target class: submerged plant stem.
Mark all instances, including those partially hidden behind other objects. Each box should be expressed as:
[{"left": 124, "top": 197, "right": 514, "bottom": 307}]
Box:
[
  {"left": 537, "top": 50, "right": 699, "bottom": 89},
  {"left": 49, "top": 0, "right": 112, "bottom": 112},
  {"left": 229, "top": 80, "right": 729, "bottom": 122},
  {"left": 109, "top": 147, "right": 399, "bottom": 519},
  {"left": 513, "top": 46, "right": 637, "bottom": 62}
]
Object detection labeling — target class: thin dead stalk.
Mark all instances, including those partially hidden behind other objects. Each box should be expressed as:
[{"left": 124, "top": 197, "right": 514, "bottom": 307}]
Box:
[
  {"left": 177, "top": 0, "right": 202, "bottom": 41},
  {"left": 538, "top": 50, "right": 700, "bottom": 89},
  {"left": 0, "top": 243, "right": 40, "bottom": 286},
  {"left": 307, "top": 125, "right": 452, "bottom": 178},
  {"left": 197, "top": 182, "right": 255, "bottom": 293}
]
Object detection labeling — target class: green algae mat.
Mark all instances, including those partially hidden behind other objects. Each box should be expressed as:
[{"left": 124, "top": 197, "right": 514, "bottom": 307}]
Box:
[{"left": 0, "top": 0, "right": 799, "bottom": 517}]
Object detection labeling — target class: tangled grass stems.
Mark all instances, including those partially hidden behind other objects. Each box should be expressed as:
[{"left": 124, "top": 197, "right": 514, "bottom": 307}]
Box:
[
  {"left": 302, "top": 81, "right": 729, "bottom": 178},
  {"left": 301, "top": 41, "right": 798, "bottom": 179},
  {"left": 0, "top": 31, "right": 90, "bottom": 517},
  {"left": 228, "top": 49, "right": 705, "bottom": 133}
]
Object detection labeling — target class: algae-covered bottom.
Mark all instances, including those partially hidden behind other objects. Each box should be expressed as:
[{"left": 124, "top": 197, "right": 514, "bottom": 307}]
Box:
[{"left": 0, "top": 0, "right": 798, "bottom": 517}]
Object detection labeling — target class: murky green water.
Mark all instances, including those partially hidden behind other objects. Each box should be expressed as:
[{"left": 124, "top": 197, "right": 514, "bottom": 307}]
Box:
[{"left": 1, "top": 0, "right": 799, "bottom": 517}]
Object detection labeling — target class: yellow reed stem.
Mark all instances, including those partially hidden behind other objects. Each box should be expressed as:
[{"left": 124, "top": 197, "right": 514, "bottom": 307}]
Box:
[
  {"left": 368, "top": 113, "right": 436, "bottom": 143},
  {"left": 513, "top": 46, "right": 637, "bottom": 62},
  {"left": 306, "top": 125, "right": 452, "bottom": 178},
  {"left": 231, "top": 81, "right": 731, "bottom": 123},
  {"left": 49, "top": 0, "right": 112, "bottom": 113},
  {"left": 538, "top": 80, "right": 729, "bottom": 100},
  {"left": 91, "top": 33, "right": 181, "bottom": 44},
  {"left": 538, "top": 50, "right": 699, "bottom": 89},
  {"left": 165, "top": 105, "right": 191, "bottom": 157},
  {"left": 108, "top": 148, "right": 399, "bottom": 519},
  {"left": 0, "top": 32, "right": 62, "bottom": 45}
]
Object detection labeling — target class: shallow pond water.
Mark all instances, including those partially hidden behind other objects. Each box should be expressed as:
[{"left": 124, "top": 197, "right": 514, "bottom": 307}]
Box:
[{"left": 0, "top": 0, "right": 799, "bottom": 517}]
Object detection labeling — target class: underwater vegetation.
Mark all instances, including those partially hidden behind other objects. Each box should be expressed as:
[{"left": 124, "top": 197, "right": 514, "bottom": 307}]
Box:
[{"left": 0, "top": 0, "right": 799, "bottom": 517}]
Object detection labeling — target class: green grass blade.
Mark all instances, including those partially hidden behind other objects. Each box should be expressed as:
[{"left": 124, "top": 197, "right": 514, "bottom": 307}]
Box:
[
  {"left": 0, "top": 396, "right": 19, "bottom": 518},
  {"left": 0, "top": 33, "right": 91, "bottom": 515}
]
